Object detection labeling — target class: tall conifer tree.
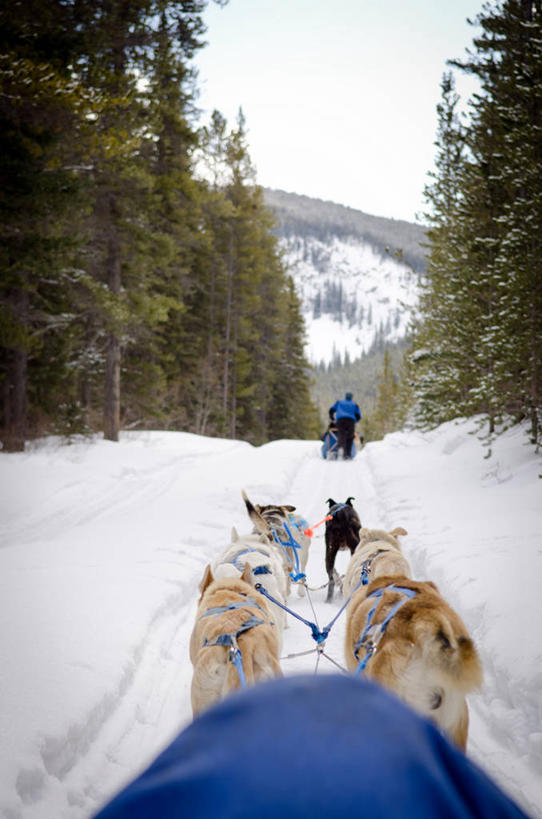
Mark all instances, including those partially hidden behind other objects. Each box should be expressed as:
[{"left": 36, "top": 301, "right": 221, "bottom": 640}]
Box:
[{"left": 411, "top": 1, "right": 542, "bottom": 445}]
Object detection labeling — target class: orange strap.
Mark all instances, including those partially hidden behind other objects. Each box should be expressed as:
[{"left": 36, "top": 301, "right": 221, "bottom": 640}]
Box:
[{"left": 303, "top": 515, "right": 332, "bottom": 538}]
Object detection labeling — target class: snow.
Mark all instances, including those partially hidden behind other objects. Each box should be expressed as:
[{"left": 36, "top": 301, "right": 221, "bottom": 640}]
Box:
[
  {"left": 284, "top": 234, "right": 419, "bottom": 365},
  {"left": 1, "top": 419, "right": 541, "bottom": 818}
]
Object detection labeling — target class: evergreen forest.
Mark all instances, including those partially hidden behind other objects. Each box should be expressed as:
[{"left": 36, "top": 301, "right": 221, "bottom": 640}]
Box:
[
  {"left": 2, "top": 0, "right": 541, "bottom": 453},
  {"left": 409, "top": 0, "right": 542, "bottom": 448},
  {"left": 0, "top": 0, "right": 320, "bottom": 452}
]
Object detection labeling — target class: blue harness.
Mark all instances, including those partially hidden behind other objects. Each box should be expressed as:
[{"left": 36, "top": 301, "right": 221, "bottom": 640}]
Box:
[
  {"left": 230, "top": 547, "right": 273, "bottom": 576},
  {"left": 358, "top": 549, "right": 390, "bottom": 586},
  {"left": 201, "top": 596, "right": 270, "bottom": 688},
  {"left": 353, "top": 585, "right": 418, "bottom": 675},
  {"left": 255, "top": 564, "right": 367, "bottom": 647},
  {"left": 271, "top": 521, "right": 306, "bottom": 583},
  {"left": 328, "top": 503, "right": 348, "bottom": 516}
]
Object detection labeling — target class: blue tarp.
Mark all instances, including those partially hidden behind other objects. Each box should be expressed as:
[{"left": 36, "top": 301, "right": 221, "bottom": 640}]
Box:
[
  {"left": 321, "top": 426, "right": 357, "bottom": 459},
  {"left": 94, "top": 674, "right": 530, "bottom": 819}
]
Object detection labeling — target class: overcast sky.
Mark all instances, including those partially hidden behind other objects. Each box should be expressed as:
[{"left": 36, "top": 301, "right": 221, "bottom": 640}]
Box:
[{"left": 195, "top": 0, "right": 486, "bottom": 224}]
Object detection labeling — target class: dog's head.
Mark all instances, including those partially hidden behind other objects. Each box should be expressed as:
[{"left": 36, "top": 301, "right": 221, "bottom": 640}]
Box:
[
  {"left": 358, "top": 526, "right": 408, "bottom": 550},
  {"left": 242, "top": 490, "right": 296, "bottom": 538},
  {"left": 326, "top": 497, "right": 361, "bottom": 530},
  {"left": 327, "top": 496, "right": 355, "bottom": 510},
  {"left": 198, "top": 562, "right": 255, "bottom": 602}
]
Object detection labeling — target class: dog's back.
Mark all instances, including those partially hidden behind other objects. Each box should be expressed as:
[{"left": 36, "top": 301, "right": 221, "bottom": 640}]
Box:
[
  {"left": 325, "top": 497, "right": 361, "bottom": 551},
  {"left": 345, "top": 576, "right": 482, "bottom": 749},
  {"left": 190, "top": 568, "right": 281, "bottom": 716},
  {"left": 343, "top": 527, "right": 411, "bottom": 599},
  {"left": 212, "top": 529, "right": 288, "bottom": 634}
]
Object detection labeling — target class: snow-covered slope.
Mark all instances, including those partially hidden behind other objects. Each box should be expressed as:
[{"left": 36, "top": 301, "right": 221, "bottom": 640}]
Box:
[
  {"left": 263, "top": 189, "right": 425, "bottom": 367},
  {"left": 284, "top": 233, "right": 419, "bottom": 365},
  {"left": 1, "top": 421, "right": 541, "bottom": 818}
]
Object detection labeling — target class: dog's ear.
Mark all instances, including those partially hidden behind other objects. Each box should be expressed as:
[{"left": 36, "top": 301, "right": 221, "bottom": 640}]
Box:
[
  {"left": 240, "top": 562, "right": 254, "bottom": 586},
  {"left": 345, "top": 496, "right": 355, "bottom": 506},
  {"left": 281, "top": 504, "right": 296, "bottom": 513},
  {"left": 199, "top": 564, "right": 214, "bottom": 598},
  {"left": 326, "top": 498, "right": 336, "bottom": 507},
  {"left": 390, "top": 527, "right": 408, "bottom": 537},
  {"left": 243, "top": 490, "right": 272, "bottom": 536},
  {"left": 231, "top": 526, "right": 239, "bottom": 542},
  {"left": 425, "top": 580, "right": 439, "bottom": 593}
]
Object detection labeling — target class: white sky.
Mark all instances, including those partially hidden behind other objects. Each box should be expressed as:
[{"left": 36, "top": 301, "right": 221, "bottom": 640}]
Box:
[{"left": 195, "top": 0, "right": 485, "bottom": 223}]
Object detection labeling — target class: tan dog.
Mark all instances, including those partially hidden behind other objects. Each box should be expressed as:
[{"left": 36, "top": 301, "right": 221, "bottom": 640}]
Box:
[
  {"left": 242, "top": 490, "right": 311, "bottom": 597},
  {"left": 342, "top": 527, "right": 411, "bottom": 600},
  {"left": 190, "top": 564, "right": 281, "bottom": 717},
  {"left": 345, "top": 575, "right": 482, "bottom": 750}
]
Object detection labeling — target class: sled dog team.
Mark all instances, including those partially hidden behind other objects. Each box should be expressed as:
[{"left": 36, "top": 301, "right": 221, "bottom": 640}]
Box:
[{"left": 190, "top": 492, "right": 483, "bottom": 751}]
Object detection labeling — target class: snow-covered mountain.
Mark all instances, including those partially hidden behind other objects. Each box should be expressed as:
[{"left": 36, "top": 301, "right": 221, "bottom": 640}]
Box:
[
  {"left": 284, "top": 234, "right": 419, "bottom": 365},
  {"left": 264, "top": 189, "right": 427, "bottom": 367}
]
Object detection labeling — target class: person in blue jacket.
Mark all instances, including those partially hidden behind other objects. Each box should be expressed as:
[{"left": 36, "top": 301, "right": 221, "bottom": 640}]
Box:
[
  {"left": 329, "top": 391, "right": 361, "bottom": 459},
  {"left": 94, "top": 674, "right": 531, "bottom": 819}
]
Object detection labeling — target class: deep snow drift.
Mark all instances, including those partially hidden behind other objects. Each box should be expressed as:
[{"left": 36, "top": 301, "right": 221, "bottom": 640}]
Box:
[{"left": 0, "top": 418, "right": 541, "bottom": 818}]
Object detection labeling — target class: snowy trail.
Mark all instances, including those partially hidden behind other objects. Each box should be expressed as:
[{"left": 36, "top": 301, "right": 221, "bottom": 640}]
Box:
[
  {"left": 274, "top": 444, "right": 542, "bottom": 819},
  {"left": 1, "top": 427, "right": 540, "bottom": 819},
  {"left": 275, "top": 451, "right": 379, "bottom": 679}
]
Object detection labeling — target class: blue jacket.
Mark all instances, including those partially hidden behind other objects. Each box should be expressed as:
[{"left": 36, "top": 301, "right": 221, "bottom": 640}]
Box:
[
  {"left": 94, "top": 674, "right": 530, "bottom": 819},
  {"left": 330, "top": 397, "right": 361, "bottom": 422}
]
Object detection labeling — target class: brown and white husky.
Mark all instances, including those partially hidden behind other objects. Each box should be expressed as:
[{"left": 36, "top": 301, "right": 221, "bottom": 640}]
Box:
[
  {"left": 345, "top": 575, "right": 482, "bottom": 750},
  {"left": 190, "top": 564, "right": 281, "bottom": 717}
]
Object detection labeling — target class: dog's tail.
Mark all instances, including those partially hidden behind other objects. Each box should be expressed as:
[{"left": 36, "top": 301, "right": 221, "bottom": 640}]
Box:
[
  {"left": 225, "top": 630, "right": 281, "bottom": 692},
  {"left": 420, "top": 613, "right": 483, "bottom": 693}
]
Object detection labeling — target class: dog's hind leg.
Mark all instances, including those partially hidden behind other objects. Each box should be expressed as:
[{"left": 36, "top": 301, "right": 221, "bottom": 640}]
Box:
[
  {"left": 325, "top": 543, "right": 338, "bottom": 602},
  {"left": 450, "top": 699, "right": 470, "bottom": 751}
]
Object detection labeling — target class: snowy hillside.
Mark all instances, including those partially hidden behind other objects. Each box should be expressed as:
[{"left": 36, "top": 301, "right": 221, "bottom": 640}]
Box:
[
  {"left": 283, "top": 233, "right": 419, "bottom": 366},
  {"left": 264, "top": 188, "right": 425, "bottom": 367},
  {"left": 1, "top": 420, "right": 541, "bottom": 818}
]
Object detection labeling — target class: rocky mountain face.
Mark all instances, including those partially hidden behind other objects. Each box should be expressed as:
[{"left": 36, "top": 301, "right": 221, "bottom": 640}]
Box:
[{"left": 264, "top": 188, "right": 427, "bottom": 368}]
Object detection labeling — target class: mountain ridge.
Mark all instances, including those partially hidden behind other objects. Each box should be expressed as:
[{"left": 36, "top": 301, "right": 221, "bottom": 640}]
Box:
[{"left": 263, "top": 187, "right": 428, "bottom": 274}]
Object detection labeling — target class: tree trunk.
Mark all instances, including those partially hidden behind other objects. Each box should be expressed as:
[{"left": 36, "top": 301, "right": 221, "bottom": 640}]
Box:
[
  {"left": 223, "top": 224, "right": 234, "bottom": 427},
  {"left": 2, "top": 287, "right": 29, "bottom": 452},
  {"left": 104, "top": 214, "right": 121, "bottom": 442},
  {"left": 104, "top": 332, "right": 120, "bottom": 441},
  {"left": 2, "top": 347, "right": 28, "bottom": 452}
]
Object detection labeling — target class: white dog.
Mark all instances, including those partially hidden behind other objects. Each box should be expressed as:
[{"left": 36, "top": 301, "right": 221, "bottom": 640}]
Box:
[
  {"left": 343, "top": 527, "right": 411, "bottom": 601},
  {"left": 213, "top": 528, "right": 288, "bottom": 636}
]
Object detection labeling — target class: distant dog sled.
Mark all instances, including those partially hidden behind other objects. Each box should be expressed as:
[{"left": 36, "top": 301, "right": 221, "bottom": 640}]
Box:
[{"left": 321, "top": 423, "right": 361, "bottom": 460}]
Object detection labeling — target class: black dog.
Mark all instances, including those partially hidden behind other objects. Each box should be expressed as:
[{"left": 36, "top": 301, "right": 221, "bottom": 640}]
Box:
[{"left": 324, "top": 497, "right": 361, "bottom": 602}]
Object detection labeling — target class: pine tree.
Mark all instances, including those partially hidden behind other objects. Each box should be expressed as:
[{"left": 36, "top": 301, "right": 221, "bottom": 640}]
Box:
[
  {"left": 409, "top": 72, "right": 472, "bottom": 427},
  {"left": 75, "top": 1, "right": 217, "bottom": 440},
  {"left": 267, "top": 278, "right": 320, "bottom": 440},
  {"left": 0, "top": 3, "right": 90, "bottom": 450},
  {"left": 196, "top": 109, "right": 318, "bottom": 443},
  {"left": 370, "top": 350, "right": 403, "bottom": 439},
  {"left": 453, "top": 0, "right": 542, "bottom": 442},
  {"left": 128, "top": 2, "right": 209, "bottom": 430},
  {"left": 411, "top": 2, "right": 542, "bottom": 448}
]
